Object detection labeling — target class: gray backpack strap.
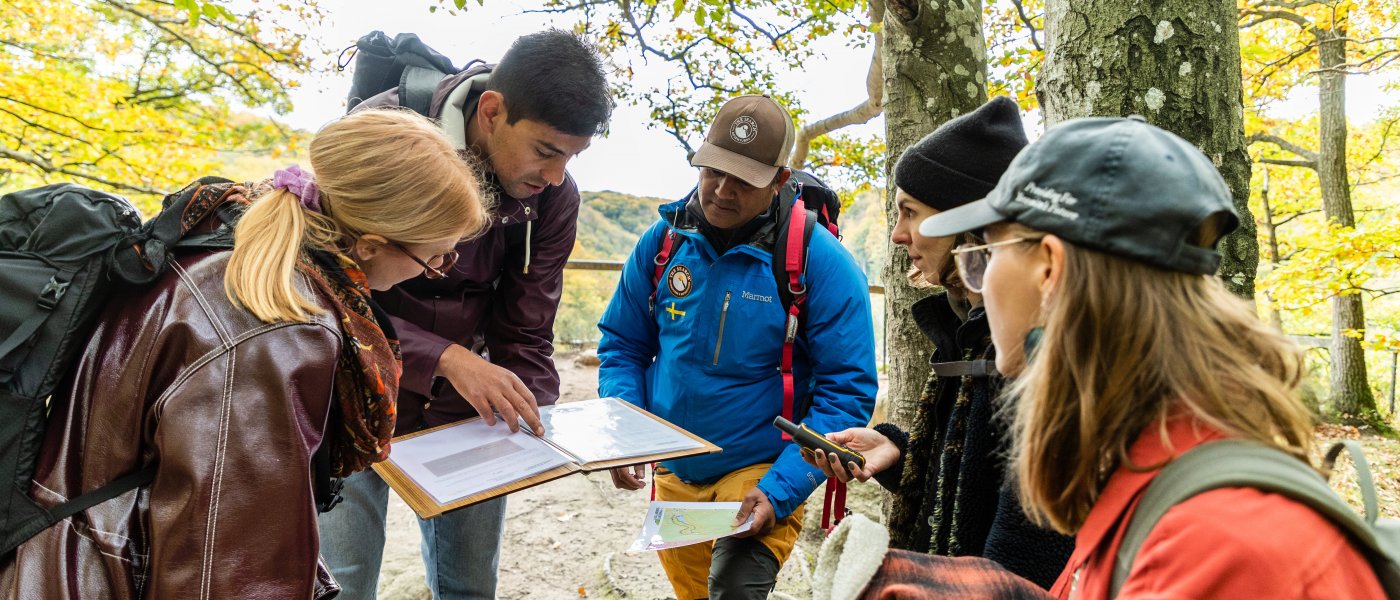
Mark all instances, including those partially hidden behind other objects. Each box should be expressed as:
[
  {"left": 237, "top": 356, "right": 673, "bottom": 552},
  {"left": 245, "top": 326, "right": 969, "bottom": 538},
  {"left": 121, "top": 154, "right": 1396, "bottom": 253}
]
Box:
[
  {"left": 1109, "top": 439, "right": 1391, "bottom": 598},
  {"left": 399, "top": 64, "right": 445, "bottom": 117}
]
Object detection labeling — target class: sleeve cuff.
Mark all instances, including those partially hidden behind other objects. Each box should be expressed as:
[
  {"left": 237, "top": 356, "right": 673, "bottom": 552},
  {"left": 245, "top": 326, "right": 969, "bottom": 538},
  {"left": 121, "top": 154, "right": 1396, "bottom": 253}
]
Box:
[
  {"left": 871, "top": 422, "right": 909, "bottom": 490},
  {"left": 402, "top": 338, "right": 452, "bottom": 398}
]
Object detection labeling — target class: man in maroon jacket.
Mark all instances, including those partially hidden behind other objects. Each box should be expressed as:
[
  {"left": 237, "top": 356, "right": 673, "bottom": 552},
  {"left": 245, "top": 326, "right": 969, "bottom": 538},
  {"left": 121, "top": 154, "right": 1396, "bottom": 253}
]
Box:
[{"left": 319, "top": 30, "right": 614, "bottom": 599}]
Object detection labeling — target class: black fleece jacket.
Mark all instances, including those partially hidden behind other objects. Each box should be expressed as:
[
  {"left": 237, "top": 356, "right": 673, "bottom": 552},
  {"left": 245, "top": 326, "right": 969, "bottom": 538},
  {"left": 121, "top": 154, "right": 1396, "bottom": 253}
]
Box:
[{"left": 875, "top": 293, "right": 1073, "bottom": 590}]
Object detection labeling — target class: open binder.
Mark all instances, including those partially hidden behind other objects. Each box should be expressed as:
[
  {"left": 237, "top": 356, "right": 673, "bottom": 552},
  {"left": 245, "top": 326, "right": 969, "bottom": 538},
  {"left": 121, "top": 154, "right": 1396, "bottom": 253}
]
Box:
[{"left": 374, "top": 397, "right": 720, "bottom": 519}]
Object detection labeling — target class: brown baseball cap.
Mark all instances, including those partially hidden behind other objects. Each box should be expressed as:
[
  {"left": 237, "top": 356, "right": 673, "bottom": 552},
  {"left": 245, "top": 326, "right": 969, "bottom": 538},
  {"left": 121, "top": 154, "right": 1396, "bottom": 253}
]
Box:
[{"left": 690, "top": 95, "right": 796, "bottom": 187}]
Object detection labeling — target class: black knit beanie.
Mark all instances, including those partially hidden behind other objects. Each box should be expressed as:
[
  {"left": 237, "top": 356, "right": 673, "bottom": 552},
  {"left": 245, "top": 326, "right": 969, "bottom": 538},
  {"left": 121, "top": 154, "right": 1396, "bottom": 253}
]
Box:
[{"left": 893, "top": 96, "right": 1028, "bottom": 211}]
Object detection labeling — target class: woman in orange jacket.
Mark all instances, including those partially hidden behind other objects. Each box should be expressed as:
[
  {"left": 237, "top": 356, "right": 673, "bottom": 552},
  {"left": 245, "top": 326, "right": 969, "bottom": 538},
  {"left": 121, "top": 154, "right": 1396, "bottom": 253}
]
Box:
[{"left": 817, "top": 116, "right": 1385, "bottom": 599}]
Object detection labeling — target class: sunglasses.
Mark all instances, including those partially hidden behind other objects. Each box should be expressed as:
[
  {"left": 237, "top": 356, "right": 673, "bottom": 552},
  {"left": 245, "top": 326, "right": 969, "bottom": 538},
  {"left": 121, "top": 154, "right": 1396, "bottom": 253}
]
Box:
[
  {"left": 950, "top": 236, "right": 1043, "bottom": 293},
  {"left": 387, "top": 241, "right": 459, "bottom": 280}
]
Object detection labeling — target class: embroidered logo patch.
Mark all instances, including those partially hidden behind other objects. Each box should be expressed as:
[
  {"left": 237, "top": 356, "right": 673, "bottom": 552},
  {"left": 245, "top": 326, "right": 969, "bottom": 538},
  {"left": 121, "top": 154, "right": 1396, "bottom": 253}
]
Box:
[
  {"left": 730, "top": 116, "right": 758, "bottom": 144},
  {"left": 668, "top": 264, "right": 694, "bottom": 298}
]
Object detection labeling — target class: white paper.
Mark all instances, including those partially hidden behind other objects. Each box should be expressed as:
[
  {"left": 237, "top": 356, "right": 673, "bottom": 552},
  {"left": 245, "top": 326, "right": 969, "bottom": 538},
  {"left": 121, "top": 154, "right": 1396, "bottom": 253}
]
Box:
[
  {"left": 388, "top": 419, "right": 571, "bottom": 505},
  {"left": 537, "top": 398, "right": 704, "bottom": 464},
  {"left": 627, "top": 501, "right": 755, "bottom": 552}
]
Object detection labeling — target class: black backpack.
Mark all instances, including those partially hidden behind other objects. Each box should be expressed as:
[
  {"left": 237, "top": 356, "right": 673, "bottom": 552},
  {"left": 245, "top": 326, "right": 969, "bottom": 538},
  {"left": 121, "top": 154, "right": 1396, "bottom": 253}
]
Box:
[
  {"left": 0, "top": 177, "right": 244, "bottom": 555},
  {"left": 342, "top": 31, "right": 470, "bottom": 116}
]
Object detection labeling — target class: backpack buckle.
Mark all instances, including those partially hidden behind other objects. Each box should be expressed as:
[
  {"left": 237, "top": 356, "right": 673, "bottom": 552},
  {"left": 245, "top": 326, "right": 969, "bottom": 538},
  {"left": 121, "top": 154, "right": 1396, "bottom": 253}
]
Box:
[
  {"left": 38, "top": 277, "right": 71, "bottom": 310},
  {"left": 317, "top": 476, "right": 345, "bottom": 513},
  {"left": 785, "top": 313, "right": 799, "bottom": 343}
]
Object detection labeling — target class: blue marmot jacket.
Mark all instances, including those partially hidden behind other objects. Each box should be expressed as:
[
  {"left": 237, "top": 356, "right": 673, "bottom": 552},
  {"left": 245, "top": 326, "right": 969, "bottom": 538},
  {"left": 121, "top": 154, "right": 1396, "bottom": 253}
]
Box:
[{"left": 597, "top": 197, "right": 878, "bottom": 519}]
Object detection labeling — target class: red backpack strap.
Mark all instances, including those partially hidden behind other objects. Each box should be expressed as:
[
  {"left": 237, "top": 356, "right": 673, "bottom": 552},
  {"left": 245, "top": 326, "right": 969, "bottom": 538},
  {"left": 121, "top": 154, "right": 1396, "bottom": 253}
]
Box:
[
  {"left": 650, "top": 228, "right": 678, "bottom": 314},
  {"left": 779, "top": 189, "right": 810, "bottom": 441},
  {"left": 820, "top": 203, "right": 839, "bottom": 238},
  {"left": 822, "top": 478, "right": 849, "bottom": 534}
]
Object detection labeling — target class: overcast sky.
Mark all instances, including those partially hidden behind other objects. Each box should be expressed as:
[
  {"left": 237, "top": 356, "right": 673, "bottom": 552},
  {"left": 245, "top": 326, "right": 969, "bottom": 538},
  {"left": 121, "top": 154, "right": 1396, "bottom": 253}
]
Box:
[{"left": 277, "top": 0, "right": 1396, "bottom": 198}]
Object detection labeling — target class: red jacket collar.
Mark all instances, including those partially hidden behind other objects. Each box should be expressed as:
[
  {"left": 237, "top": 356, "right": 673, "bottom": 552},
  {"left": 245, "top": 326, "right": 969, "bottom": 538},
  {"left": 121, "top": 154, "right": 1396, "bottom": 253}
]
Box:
[{"left": 1051, "top": 415, "right": 1227, "bottom": 597}]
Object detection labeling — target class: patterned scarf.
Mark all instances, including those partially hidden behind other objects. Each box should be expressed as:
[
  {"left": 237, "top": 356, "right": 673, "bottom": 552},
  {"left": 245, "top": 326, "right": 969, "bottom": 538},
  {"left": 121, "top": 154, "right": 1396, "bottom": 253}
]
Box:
[
  {"left": 298, "top": 248, "right": 402, "bottom": 477},
  {"left": 168, "top": 178, "right": 401, "bottom": 477}
]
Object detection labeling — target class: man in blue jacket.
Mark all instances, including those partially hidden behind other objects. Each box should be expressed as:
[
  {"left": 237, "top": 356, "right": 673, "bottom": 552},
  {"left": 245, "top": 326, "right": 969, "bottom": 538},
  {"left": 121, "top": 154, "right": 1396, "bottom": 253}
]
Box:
[{"left": 597, "top": 95, "right": 878, "bottom": 599}]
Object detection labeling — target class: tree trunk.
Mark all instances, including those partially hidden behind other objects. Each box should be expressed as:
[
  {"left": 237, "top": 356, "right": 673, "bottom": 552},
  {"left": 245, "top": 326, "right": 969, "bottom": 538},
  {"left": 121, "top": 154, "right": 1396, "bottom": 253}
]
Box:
[
  {"left": 879, "top": 0, "right": 988, "bottom": 548},
  {"left": 1259, "top": 166, "right": 1284, "bottom": 331},
  {"left": 1038, "top": 0, "right": 1257, "bottom": 297},
  {"left": 1316, "top": 25, "right": 1380, "bottom": 424}
]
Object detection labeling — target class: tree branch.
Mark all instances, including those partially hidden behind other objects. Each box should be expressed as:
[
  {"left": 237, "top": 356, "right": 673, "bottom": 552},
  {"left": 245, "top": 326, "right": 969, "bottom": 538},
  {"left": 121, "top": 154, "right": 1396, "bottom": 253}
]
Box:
[
  {"left": 1310, "top": 50, "right": 1400, "bottom": 75},
  {"left": 1248, "top": 132, "right": 1320, "bottom": 162},
  {"left": 1275, "top": 209, "right": 1321, "bottom": 226},
  {"left": 1255, "top": 0, "right": 1327, "bottom": 9},
  {"left": 1240, "top": 9, "right": 1315, "bottom": 31},
  {"left": 0, "top": 96, "right": 143, "bottom": 134},
  {"left": 0, "top": 147, "right": 164, "bottom": 195},
  {"left": 1261, "top": 157, "right": 1319, "bottom": 168},
  {"left": 103, "top": 0, "right": 261, "bottom": 101},
  {"left": 729, "top": 1, "right": 782, "bottom": 45},
  {"left": 1009, "top": 0, "right": 1042, "bottom": 51},
  {"left": 788, "top": 31, "right": 884, "bottom": 168}
]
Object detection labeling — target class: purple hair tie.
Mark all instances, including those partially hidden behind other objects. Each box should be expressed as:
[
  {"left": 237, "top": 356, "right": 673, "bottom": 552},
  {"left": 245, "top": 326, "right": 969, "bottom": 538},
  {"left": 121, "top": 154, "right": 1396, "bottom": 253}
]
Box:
[{"left": 272, "top": 165, "right": 322, "bottom": 213}]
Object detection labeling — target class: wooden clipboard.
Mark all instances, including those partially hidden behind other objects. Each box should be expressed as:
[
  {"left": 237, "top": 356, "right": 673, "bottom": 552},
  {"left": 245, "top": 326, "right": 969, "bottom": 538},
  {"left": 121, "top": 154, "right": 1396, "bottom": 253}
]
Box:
[{"left": 373, "top": 400, "right": 720, "bottom": 519}]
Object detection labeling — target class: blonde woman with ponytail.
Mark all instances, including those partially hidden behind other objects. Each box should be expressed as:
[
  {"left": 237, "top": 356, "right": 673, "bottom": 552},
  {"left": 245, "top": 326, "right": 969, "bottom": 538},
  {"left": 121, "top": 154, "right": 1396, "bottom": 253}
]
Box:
[{"left": 4, "top": 108, "right": 489, "bottom": 599}]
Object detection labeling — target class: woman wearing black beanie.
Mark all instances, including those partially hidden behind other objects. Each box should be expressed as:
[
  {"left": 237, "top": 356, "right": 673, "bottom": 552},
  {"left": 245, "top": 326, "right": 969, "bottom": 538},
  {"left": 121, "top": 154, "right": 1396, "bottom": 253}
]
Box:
[{"left": 803, "top": 96, "right": 1073, "bottom": 588}]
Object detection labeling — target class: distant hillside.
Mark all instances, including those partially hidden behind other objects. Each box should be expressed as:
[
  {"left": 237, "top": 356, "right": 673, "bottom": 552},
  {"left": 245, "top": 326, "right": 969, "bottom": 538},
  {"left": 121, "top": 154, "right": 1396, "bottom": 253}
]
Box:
[{"left": 575, "top": 190, "right": 668, "bottom": 260}]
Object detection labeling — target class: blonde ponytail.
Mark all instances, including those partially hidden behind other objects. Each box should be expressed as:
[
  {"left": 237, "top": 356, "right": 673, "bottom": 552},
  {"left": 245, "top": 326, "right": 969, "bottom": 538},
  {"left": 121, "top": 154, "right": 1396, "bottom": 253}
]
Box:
[
  {"left": 225, "top": 109, "right": 490, "bottom": 324},
  {"left": 224, "top": 189, "right": 341, "bottom": 323}
]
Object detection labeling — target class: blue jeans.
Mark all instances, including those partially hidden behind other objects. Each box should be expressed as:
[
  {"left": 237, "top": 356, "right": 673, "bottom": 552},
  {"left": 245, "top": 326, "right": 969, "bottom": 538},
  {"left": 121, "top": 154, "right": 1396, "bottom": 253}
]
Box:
[{"left": 318, "top": 469, "right": 508, "bottom": 600}]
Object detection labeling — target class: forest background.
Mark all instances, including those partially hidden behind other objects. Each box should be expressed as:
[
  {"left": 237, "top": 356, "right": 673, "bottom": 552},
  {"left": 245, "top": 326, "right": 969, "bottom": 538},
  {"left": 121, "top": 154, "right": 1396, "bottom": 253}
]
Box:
[{"left": 1, "top": 0, "right": 1397, "bottom": 432}]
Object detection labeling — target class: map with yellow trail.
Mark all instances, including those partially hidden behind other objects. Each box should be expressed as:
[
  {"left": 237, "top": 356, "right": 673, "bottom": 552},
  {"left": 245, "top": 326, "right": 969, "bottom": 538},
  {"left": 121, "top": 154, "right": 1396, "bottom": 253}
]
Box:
[{"left": 628, "top": 501, "right": 755, "bottom": 552}]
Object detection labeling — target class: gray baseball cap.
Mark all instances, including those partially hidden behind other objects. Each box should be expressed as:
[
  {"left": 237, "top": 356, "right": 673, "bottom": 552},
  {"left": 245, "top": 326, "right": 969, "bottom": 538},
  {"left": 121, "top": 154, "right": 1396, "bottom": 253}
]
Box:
[{"left": 919, "top": 116, "right": 1239, "bottom": 275}]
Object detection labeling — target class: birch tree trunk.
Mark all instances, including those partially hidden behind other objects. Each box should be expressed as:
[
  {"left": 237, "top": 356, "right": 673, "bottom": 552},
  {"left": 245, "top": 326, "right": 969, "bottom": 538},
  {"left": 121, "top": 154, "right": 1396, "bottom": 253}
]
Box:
[
  {"left": 1037, "top": 0, "right": 1258, "bottom": 298},
  {"left": 880, "top": 0, "right": 988, "bottom": 550}
]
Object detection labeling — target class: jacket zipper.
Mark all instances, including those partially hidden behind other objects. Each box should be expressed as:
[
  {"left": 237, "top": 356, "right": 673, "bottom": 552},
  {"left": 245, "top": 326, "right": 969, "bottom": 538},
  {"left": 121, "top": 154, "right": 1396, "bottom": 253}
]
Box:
[{"left": 712, "top": 291, "right": 732, "bottom": 365}]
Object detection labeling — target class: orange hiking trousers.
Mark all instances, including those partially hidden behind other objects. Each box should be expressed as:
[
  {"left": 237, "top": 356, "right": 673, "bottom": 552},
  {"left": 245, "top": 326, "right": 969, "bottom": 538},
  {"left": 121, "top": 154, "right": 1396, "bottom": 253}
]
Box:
[{"left": 653, "top": 463, "right": 804, "bottom": 600}]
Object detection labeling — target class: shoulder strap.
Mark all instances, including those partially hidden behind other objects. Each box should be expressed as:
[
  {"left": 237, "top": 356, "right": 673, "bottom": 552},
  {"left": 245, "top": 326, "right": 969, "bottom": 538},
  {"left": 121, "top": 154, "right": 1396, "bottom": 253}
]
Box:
[
  {"left": 775, "top": 184, "right": 816, "bottom": 440},
  {"left": 649, "top": 227, "right": 682, "bottom": 316},
  {"left": 3, "top": 463, "right": 157, "bottom": 554},
  {"left": 400, "top": 64, "right": 446, "bottom": 117},
  {"left": 930, "top": 360, "right": 997, "bottom": 378},
  {"left": 1110, "top": 439, "right": 1391, "bottom": 598}
]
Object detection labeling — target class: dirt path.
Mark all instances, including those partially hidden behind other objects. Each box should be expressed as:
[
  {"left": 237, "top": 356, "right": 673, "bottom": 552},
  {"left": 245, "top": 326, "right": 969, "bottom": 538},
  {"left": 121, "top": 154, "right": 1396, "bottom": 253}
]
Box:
[{"left": 374, "top": 355, "right": 885, "bottom": 600}]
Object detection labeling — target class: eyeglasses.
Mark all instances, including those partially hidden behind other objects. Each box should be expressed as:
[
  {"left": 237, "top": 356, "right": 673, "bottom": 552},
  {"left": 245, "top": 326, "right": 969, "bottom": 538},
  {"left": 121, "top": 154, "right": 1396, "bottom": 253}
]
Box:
[
  {"left": 950, "top": 237, "right": 1043, "bottom": 293},
  {"left": 388, "top": 241, "right": 459, "bottom": 280}
]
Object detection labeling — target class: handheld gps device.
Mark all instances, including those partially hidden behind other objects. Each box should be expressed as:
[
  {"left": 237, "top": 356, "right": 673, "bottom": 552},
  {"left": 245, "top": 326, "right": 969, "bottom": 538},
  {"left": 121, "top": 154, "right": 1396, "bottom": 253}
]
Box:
[{"left": 772, "top": 416, "right": 866, "bottom": 469}]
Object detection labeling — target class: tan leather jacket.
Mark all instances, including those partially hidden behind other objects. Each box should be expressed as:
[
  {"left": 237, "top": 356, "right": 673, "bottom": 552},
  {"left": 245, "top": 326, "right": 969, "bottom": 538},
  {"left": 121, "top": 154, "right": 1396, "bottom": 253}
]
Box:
[{"left": 1, "top": 249, "right": 342, "bottom": 599}]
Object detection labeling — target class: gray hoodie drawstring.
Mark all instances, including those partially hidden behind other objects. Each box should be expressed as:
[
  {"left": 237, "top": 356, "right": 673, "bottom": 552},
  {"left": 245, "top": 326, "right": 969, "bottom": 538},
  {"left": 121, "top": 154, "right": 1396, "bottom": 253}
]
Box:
[{"left": 523, "top": 219, "right": 532, "bottom": 274}]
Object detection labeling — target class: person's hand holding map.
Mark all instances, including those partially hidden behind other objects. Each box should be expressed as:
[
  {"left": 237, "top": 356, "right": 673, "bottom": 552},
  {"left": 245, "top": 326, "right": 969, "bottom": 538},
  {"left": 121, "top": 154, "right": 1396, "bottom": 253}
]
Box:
[{"left": 628, "top": 501, "right": 756, "bottom": 552}]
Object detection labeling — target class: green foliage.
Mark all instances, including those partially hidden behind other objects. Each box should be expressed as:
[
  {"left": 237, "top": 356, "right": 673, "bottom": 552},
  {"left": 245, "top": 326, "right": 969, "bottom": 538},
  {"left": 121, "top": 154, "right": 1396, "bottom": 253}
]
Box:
[
  {"left": 804, "top": 133, "right": 886, "bottom": 195},
  {"left": 984, "top": 0, "right": 1044, "bottom": 111},
  {"left": 1248, "top": 110, "right": 1400, "bottom": 421},
  {"left": 552, "top": 0, "right": 870, "bottom": 148}
]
